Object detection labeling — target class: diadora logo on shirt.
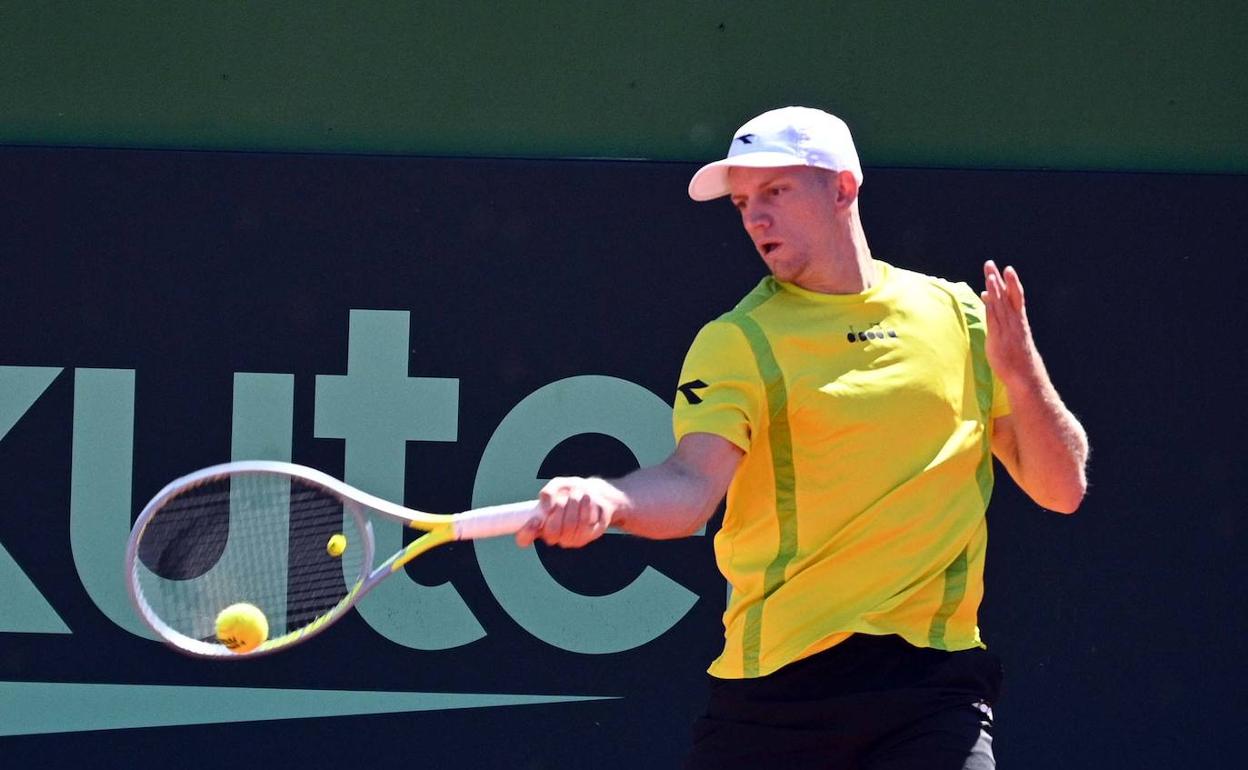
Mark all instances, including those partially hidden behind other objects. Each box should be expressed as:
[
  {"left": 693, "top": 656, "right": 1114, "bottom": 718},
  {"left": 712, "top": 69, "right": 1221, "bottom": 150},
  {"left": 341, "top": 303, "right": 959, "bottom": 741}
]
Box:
[
  {"left": 846, "top": 325, "right": 899, "bottom": 343},
  {"left": 678, "top": 379, "right": 709, "bottom": 404}
]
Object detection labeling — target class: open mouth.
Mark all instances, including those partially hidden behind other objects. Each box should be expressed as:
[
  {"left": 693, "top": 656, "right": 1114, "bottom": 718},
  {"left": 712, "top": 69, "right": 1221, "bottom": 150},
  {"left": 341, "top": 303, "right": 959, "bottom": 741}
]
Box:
[{"left": 760, "top": 241, "right": 781, "bottom": 256}]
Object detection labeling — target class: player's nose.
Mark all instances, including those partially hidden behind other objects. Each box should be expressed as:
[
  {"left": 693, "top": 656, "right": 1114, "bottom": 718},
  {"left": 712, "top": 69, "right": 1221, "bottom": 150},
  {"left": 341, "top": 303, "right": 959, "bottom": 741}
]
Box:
[{"left": 741, "top": 205, "right": 771, "bottom": 232}]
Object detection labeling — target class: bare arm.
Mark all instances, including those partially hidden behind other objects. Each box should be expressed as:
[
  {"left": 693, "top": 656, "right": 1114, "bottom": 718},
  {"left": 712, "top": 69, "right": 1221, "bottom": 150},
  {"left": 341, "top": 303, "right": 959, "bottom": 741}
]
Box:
[
  {"left": 515, "top": 432, "right": 744, "bottom": 548},
  {"left": 983, "top": 260, "right": 1090, "bottom": 513}
]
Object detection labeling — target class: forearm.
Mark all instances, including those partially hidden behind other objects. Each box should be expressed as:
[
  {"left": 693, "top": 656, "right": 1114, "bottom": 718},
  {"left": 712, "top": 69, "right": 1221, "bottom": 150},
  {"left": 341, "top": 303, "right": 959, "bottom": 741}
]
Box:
[
  {"left": 522, "top": 433, "right": 742, "bottom": 549},
  {"left": 611, "top": 458, "right": 725, "bottom": 539},
  {"left": 999, "top": 367, "right": 1089, "bottom": 513}
]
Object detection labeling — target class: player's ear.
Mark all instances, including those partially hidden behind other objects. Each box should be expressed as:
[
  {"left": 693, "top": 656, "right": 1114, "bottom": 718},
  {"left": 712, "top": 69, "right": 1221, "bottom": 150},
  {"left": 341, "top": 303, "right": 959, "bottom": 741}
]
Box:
[{"left": 834, "top": 170, "right": 859, "bottom": 208}]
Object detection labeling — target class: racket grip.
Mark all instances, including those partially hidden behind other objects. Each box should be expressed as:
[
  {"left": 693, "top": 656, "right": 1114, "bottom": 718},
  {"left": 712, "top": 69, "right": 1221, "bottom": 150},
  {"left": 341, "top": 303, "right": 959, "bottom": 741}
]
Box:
[{"left": 453, "top": 500, "right": 542, "bottom": 541}]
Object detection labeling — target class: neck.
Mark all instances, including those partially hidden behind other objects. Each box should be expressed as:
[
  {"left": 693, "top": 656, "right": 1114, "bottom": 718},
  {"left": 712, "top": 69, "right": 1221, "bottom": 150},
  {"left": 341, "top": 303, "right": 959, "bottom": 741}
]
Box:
[{"left": 797, "top": 206, "right": 877, "bottom": 294}]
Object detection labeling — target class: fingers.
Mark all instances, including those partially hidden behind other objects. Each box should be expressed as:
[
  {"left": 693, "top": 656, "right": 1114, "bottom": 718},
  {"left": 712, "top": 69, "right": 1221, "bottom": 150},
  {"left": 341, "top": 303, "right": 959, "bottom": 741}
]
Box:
[
  {"left": 545, "top": 489, "right": 606, "bottom": 548},
  {"left": 515, "top": 477, "right": 615, "bottom": 549},
  {"left": 981, "top": 261, "right": 999, "bottom": 314},
  {"left": 982, "top": 260, "right": 1004, "bottom": 303},
  {"left": 514, "top": 515, "right": 545, "bottom": 548},
  {"left": 980, "top": 260, "right": 1039, "bottom": 384},
  {"left": 1002, "top": 265, "right": 1025, "bottom": 313},
  {"left": 983, "top": 260, "right": 1025, "bottom": 315}
]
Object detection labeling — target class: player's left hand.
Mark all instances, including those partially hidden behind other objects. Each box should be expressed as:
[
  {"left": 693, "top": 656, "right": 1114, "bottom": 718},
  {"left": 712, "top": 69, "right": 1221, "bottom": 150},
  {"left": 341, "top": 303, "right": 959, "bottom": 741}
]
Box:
[{"left": 981, "top": 260, "right": 1043, "bottom": 388}]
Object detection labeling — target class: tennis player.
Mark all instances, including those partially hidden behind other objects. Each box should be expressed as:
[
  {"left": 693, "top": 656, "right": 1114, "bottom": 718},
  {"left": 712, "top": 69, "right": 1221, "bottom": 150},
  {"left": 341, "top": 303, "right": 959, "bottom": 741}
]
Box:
[{"left": 518, "top": 106, "right": 1089, "bottom": 769}]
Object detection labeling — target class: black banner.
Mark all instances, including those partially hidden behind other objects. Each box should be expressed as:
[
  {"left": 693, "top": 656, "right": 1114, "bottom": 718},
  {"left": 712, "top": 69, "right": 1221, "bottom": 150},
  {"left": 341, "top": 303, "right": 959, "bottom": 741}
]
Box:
[{"left": 1, "top": 147, "right": 1244, "bottom": 768}]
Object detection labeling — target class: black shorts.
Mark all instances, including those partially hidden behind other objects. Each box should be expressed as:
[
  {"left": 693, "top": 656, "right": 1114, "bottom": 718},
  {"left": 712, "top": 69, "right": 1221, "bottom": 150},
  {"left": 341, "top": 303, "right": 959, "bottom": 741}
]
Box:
[{"left": 685, "top": 634, "right": 1003, "bottom": 770}]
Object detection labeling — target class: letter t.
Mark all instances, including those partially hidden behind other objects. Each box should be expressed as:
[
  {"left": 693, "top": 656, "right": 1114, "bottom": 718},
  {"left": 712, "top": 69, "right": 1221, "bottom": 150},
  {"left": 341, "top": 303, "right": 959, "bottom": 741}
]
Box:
[{"left": 315, "top": 309, "right": 483, "bottom": 649}]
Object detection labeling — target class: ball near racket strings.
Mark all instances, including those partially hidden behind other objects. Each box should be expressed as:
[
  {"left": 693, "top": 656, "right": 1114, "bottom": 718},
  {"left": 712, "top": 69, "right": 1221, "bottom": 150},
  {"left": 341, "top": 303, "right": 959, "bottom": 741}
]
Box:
[{"left": 216, "top": 602, "right": 270, "bottom": 653}]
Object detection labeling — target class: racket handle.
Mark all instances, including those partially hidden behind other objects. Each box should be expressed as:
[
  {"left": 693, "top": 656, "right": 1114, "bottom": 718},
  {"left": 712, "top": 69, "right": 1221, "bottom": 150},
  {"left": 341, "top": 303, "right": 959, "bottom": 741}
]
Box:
[{"left": 453, "top": 500, "right": 542, "bottom": 541}]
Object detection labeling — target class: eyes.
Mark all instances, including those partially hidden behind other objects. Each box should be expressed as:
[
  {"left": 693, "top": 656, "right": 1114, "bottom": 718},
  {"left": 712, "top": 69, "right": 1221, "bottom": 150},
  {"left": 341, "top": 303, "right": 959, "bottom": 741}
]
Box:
[{"left": 732, "top": 184, "right": 787, "bottom": 211}]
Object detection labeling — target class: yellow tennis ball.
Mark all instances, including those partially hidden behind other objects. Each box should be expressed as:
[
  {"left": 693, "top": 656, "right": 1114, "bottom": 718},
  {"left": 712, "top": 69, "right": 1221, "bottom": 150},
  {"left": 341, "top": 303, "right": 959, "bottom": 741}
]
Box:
[
  {"left": 215, "top": 602, "right": 269, "bottom": 653},
  {"left": 326, "top": 533, "right": 347, "bottom": 557}
]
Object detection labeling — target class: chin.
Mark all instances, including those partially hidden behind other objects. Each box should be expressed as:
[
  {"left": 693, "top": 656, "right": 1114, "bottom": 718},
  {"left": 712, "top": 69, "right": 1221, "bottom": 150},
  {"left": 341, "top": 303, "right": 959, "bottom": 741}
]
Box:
[{"left": 768, "top": 262, "right": 800, "bottom": 283}]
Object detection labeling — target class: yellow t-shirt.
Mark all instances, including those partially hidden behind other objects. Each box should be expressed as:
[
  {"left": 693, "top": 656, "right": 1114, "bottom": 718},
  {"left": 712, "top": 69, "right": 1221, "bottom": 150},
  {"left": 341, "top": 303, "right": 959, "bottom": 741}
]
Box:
[{"left": 673, "top": 261, "right": 1011, "bottom": 678}]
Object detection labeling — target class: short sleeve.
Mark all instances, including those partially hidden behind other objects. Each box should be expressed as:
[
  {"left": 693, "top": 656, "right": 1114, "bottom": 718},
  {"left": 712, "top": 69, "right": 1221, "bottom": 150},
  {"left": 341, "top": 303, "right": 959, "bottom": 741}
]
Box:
[
  {"left": 933, "top": 276, "right": 1012, "bottom": 421},
  {"left": 672, "top": 320, "right": 763, "bottom": 453}
]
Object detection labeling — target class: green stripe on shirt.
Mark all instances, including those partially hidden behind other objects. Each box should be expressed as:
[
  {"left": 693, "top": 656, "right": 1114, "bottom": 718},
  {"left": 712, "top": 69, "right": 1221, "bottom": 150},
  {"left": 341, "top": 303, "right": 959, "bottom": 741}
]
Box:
[
  {"left": 927, "top": 546, "right": 970, "bottom": 647},
  {"left": 929, "top": 291, "right": 996, "bottom": 647},
  {"left": 725, "top": 311, "right": 799, "bottom": 677}
]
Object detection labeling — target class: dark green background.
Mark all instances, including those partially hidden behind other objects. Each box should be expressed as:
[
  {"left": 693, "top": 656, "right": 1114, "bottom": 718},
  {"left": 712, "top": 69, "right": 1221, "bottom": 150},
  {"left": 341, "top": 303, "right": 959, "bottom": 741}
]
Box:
[{"left": 3, "top": 1, "right": 1245, "bottom": 173}]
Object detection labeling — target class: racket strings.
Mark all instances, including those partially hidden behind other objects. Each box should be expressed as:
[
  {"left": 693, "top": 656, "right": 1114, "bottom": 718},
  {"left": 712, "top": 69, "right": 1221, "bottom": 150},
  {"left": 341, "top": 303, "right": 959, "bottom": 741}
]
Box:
[{"left": 134, "top": 473, "right": 367, "bottom": 648}]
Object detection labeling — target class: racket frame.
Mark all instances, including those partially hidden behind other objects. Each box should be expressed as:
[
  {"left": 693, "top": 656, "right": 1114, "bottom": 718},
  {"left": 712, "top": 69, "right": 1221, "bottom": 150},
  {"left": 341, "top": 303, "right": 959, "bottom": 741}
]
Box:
[{"left": 125, "top": 460, "right": 536, "bottom": 659}]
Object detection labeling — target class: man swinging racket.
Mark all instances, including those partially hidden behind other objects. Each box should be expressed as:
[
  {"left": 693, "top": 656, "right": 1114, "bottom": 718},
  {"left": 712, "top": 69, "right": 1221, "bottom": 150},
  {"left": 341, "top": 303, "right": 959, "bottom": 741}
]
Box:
[{"left": 518, "top": 106, "right": 1089, "bottom": 769}]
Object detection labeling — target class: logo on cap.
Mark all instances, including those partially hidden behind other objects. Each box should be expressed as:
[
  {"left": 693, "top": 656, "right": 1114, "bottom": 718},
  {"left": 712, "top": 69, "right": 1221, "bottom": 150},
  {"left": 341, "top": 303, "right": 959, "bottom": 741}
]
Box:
[{"left": 735, "top": 134, "right": 755, "bottom": 145}]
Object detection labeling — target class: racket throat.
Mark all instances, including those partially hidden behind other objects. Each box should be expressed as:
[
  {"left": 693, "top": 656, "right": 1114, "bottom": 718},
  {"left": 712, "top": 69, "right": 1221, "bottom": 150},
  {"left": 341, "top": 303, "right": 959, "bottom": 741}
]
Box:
[{"left": 390, "top": 526, "right": 455, "bottom": 573}]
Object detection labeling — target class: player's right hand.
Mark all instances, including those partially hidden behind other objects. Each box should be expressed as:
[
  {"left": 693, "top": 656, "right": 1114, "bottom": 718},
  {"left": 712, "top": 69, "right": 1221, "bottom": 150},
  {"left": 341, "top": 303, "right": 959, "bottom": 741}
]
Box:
[{"left": 515, "top": 476, "right": 628, "bottom": 549}]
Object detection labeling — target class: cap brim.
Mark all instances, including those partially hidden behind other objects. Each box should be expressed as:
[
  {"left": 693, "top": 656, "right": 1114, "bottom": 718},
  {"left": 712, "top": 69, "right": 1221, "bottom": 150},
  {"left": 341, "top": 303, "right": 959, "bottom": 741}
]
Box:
[{"left": 687, "top": 152, "right": 809, "bottom": 201}]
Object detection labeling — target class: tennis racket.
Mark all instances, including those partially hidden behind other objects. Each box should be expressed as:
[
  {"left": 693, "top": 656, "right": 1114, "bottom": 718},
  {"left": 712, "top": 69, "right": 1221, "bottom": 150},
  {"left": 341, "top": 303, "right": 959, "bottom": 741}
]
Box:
[{"left": 125, "top": 460, "right": 539, "bottom": 659}]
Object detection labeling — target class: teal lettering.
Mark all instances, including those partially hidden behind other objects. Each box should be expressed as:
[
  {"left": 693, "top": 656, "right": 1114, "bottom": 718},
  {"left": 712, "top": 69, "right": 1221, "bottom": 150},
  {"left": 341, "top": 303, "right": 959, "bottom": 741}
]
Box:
[
  {"left": 28, "top": 341, "right": 704, "bottom": 654},
  {"left": 315, "top": 310, "right": 479, "bottom": 649},
  {"left": 74, "top": 370, "right": 304, "bottom": 642},
  {"left": 69, "top": 369, "right": 151, "bottom": 638},
  {"left": 473, "top": 375, "right": 699, "bottom": 654},
  {"left": 0, "top": 366, "right": 71, "bottom": 633},
  {"left": 0, "top": 681, "right": 613, "bottom": 736},
  {"left": 231, "top": 373, "right": 294, "bottom": 462},
  {"left": 128, "top": 373, "right": 299, "bottom": 640}
]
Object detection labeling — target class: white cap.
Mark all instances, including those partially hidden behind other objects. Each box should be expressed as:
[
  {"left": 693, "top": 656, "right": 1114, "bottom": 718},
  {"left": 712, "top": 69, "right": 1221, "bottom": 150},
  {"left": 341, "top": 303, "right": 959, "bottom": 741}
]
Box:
[{"left": 688, "top": 106, "right": 863, "bottom": 201}]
